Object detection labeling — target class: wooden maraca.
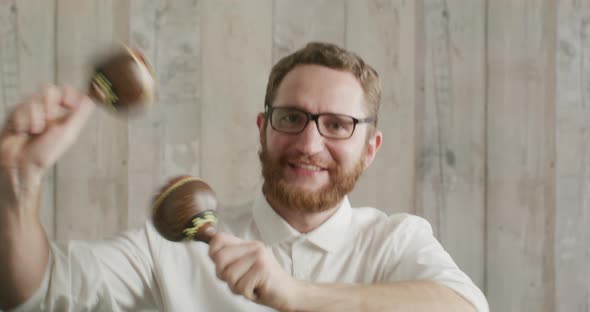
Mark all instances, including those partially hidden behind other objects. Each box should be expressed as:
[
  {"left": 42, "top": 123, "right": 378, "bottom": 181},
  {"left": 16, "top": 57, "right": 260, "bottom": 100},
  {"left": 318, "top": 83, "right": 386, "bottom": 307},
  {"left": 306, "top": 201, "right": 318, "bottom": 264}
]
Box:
[
  {"left": 151, "top": 175, "right": 219, "bottom": 243},
  {"left": 88, "top": 44, "right": 155, "bottom": 115}
]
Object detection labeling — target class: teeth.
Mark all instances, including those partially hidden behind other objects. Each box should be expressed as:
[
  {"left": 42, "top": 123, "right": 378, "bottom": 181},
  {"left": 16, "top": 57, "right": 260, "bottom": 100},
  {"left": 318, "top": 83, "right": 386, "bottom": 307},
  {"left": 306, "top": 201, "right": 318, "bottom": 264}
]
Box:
[{"left": 295, "top": 163, "right": 321, "bottom": 171}]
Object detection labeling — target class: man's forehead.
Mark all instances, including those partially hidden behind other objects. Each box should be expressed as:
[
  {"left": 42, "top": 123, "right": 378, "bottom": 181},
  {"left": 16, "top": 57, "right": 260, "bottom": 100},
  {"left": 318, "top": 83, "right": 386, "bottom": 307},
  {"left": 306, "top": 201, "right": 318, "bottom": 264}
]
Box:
[{"left": 274, "top": 65, "right": 365, "bottom": 114}]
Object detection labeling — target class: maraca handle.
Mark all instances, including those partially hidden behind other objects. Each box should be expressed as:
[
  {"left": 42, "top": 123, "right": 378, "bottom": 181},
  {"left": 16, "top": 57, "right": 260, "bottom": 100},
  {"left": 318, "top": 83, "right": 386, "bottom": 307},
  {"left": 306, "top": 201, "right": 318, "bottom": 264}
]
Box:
[
  {"left": 88, "top": 76, "right": 112, "bottom": 109},
  {"left": 182, "top": 211, "right": 218, "bottom": 244}
]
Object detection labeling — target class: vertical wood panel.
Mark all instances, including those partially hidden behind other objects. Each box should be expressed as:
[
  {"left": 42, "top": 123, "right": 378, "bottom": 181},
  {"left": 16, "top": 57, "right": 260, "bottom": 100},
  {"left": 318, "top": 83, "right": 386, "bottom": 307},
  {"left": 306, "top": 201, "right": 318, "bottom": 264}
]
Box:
[
  {"left": 486, "top": 1, "right": 556, "bottom": 311},
  {"left": 346, "top": 0, "right": 417, "bottom": 216},
  {"left": 273, "top": 0, "right": 345, "bottom": 60},
  {"left": 127, "top": 0, "right": 201, "bottom": 228},
  {"left": 201, "top": 0, "right": 272, "bottom": 206},
  {"left": 0, "top": 0, "right": 56, "bottom": 239},
  {"left": 55, "top": 0, "right": 130, "bottom": 241},
  {"left": 416, "top": 0, "right": 485, "bottom": 288},
  {"left": 556, "top": 0, "right": 590, "bottom": 310}
]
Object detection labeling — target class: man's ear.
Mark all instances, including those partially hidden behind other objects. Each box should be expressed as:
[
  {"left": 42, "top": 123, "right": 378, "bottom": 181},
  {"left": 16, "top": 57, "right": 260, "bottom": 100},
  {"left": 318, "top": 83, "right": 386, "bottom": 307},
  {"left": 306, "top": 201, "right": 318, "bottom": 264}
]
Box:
[
  {"left": 363, "top": 130, "right": 383, "bottom": 170},
  {"left": 256, "top": 113, "right": 266, "bottom": 145}
]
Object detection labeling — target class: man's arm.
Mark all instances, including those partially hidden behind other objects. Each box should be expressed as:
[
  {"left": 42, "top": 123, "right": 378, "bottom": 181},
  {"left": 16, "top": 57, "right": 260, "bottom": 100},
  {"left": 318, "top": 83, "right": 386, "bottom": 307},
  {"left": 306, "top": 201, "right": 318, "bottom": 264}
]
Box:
[
  {"left": 209, "top": 233, "right": 481, "bottom": 312},
  {"left": 0, "top": 86, "right": 95, "bottom": 310},
  {"left": 0, "top": 172, "right": 49, "bottom": 309},
  {"left": 288, "top": 280, "right": 475, "bottom": 312}
]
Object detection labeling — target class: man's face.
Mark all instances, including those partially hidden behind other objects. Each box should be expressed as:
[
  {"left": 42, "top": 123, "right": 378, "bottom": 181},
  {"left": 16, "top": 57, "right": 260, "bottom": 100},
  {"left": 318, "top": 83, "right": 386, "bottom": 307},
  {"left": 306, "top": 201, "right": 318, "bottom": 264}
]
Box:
[{"left": 257, "top": 65, "right": 382, "bottom": 213}]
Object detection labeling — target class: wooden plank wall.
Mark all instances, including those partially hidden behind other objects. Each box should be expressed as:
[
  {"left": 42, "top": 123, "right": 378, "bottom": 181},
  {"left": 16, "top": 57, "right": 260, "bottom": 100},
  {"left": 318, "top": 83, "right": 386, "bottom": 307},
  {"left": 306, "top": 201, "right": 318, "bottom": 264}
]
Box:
[
  {"left": 1, "top": 1, "right": 588, "bottom": 311},
  {"left": 556, "top": 0, "right": 590, "bottom": 311},
  {"left": 486, "top": 1, "right": 556, "bottom": 311}
]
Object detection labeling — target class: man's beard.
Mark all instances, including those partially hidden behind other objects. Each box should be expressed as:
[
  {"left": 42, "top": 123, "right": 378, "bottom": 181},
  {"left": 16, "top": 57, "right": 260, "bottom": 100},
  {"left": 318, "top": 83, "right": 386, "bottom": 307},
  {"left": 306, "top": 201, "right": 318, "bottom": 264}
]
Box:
[{"left": 259, "top": 138, "right": 366, "bottom": 213}]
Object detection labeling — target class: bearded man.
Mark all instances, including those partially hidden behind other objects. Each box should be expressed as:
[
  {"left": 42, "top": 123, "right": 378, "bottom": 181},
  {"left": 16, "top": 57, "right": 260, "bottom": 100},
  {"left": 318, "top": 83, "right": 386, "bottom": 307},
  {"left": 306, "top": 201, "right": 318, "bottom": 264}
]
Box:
[{"left": 0, "top": 42, "right": 488, "bottom": 312}]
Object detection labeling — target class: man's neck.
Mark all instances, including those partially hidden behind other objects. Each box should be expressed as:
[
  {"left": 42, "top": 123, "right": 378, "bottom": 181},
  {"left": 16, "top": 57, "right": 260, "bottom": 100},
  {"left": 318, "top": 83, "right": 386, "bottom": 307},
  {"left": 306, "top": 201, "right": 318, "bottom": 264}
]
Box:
[{"left": 264, "top": 194, "right": 342, "bottom": 233}]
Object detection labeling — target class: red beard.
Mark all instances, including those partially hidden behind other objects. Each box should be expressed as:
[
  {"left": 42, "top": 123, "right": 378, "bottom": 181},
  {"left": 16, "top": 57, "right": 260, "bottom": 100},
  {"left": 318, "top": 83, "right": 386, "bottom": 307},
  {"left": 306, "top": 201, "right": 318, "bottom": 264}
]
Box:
[{"left": 259, "top": 139, "right": 366, "bottom": 213}]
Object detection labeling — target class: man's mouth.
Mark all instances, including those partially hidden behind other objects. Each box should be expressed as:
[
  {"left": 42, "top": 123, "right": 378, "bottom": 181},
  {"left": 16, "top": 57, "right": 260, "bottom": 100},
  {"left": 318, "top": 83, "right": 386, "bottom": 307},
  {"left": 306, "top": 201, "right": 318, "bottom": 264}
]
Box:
[{"left": 289, "top": 162, "right": 324, "bottom": 171}]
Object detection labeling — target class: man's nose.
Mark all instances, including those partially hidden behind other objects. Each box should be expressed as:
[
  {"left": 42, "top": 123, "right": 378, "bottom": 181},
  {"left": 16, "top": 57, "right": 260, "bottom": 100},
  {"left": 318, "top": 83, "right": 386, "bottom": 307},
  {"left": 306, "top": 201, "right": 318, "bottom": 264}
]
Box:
[{"left": 293, "top": 120, "right": 324, "bottom": 154}]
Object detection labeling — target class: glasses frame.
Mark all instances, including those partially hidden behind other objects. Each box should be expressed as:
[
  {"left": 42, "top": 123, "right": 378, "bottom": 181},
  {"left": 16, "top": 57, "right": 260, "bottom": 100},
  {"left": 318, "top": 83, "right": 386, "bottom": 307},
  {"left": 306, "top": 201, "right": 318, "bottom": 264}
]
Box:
[{"left": 265, "top": 106, "right": 375, "bottom": 140}]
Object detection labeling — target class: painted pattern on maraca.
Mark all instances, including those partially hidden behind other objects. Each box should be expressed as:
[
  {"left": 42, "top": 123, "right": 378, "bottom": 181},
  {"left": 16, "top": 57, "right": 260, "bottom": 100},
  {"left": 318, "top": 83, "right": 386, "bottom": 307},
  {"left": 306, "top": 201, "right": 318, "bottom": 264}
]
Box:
[
  {"left": 151, "top": 176, "right": 219, "bottom": 244},
  {"left": 89, "top": 45, "right": 155, "bottom": 114}
]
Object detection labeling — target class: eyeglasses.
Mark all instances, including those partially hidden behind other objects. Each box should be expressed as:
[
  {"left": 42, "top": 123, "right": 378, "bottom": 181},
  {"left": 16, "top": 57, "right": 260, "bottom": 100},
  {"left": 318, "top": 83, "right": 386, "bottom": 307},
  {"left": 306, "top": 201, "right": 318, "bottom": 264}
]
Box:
[{"left": 266, "top": 107, "right": 375, "bottom": 139}]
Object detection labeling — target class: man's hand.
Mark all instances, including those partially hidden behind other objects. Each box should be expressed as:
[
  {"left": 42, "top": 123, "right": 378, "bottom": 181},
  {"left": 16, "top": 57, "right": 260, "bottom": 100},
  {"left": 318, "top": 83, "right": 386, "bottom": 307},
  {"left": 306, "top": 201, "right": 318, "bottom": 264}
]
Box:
[
  {"left": 0, "top": 85, "right": 94, "bottom": 194},
  {"left": 208, "top": 233, "right": 301, "bottom": 311}
]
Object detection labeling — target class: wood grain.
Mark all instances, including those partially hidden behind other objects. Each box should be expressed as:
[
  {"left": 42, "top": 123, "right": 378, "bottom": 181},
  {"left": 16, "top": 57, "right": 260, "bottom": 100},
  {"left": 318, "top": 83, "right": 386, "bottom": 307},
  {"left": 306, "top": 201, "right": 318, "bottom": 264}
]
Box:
[
  {"left": 273, "top": 0, "right": 345, "bottom": 60},
  {"left": 346, "top": 0, "right": 417, "bottom": 217},
  {"left": 415, "top": 0, "right": 486, "bottom": 288},
  {"left": 200, "top": 0, "right": 272, "bottom": 207},
  {"left": 555, "top": 0, "right": 590, "bottom": 310},
  {"left": 486, "top": 0, "right": 556, "bottom": 310}
]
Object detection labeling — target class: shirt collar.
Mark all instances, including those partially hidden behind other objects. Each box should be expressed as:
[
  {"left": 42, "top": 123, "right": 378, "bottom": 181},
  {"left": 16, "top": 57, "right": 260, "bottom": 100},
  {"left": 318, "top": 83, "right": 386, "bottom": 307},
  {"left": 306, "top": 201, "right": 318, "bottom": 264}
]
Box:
[{"left": 252, "top": 191, "right": 352, "bottom": 253}]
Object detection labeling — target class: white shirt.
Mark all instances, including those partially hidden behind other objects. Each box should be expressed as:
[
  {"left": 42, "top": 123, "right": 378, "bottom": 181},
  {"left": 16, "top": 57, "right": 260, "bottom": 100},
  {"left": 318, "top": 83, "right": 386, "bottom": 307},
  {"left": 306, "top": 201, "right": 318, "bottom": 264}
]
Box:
[{"left": 8, "top": 193, "right": 489, "bottom": 312}]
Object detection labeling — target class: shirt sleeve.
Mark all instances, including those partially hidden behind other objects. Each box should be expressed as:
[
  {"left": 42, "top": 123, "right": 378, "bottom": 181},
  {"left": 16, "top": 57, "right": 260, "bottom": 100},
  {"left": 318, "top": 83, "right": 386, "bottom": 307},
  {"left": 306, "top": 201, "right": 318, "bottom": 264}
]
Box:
[
  {"left": 4, "top": 221, "right": 162, "bottom": 312},
  {"left": 379, "top": 214, "right": 489, "bottom": 312}
]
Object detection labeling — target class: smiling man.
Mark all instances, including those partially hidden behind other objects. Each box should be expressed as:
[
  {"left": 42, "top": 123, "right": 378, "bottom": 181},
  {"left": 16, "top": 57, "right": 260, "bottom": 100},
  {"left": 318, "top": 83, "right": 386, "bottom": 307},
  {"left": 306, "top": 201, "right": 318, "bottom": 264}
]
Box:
[{"left": 0, "top": 42, "right": 489, "bottom": 311}]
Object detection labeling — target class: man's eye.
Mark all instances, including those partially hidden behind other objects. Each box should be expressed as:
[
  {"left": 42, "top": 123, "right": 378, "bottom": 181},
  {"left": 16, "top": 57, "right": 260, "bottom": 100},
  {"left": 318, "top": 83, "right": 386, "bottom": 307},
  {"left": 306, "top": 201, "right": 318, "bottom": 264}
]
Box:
[
  {"left": 327, "top": 121, "right": 343, "bottom": 130},
  {"left": 282, "top": 114, "right": 301, "bottom": 123}
]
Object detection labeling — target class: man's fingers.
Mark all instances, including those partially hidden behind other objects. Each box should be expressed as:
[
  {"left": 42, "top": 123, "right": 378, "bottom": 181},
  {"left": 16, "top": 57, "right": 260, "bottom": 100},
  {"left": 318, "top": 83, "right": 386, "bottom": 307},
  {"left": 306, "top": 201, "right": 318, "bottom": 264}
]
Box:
[
  {"left": 211, "top": 241, "right": 258, "bottom": 276},
  {"left": 209, "top": 239, "right": 269, "bottom": 301},
  {"left": 209, "top": 233, "right": 245, "bottom": 256},
  {"left": 60, "top": 85, "right": 85, "bottom": 109},
  {"left": 41, "top": 85, "right": 64, "bottom": 123},
  {"left": 5, "top": 102, "right": 30, "bottom": 134},
  {"left": 221, "top": 250, "right": 258, "bottom": 293},
  {"left": 59, "top": 92, "right": 95, "bottom": 138},
  {"left": 235, "top": 262, "right": 263, "bottom": 301},
  {"left": 3, "top": 85, "right": 70, "bottom": 136},
  {"left": 27, "top": 97, "right": 46, "bottom": 135}
]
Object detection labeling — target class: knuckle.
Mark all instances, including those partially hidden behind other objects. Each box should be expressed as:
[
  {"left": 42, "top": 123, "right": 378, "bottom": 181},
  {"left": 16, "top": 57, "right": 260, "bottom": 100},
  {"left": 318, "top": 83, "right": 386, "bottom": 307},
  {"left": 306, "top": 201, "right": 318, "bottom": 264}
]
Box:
[
  {"left": 253, "top": 257, "right": 266, "bottom": 271},
  {"left": 229, "top": 283, "right": 241, "bottom": 295},
  {"left": 209, "top": 236, "right": 221, "bottom": 250},
  {"left": 209, "top": 249, "right": 222, "bottom": 264},
  {"left": 253, "top": 243, "right": 266, "bottom": 258},
  {"left": 43, "top": 86, "right": 61, "bottom": 108},
  {"left": 215, "top": 266, "right": 224, "bottom": 280},
  {"left": 43, "top": 85, "right": 59, "bottom": 96},
  {"left": 234, "top": 285, "right": 245, "bottom": 296},
  {"left": 12, "top": 109, "right": 28, "bottom": 131},
  {"left": 220, "top": 268, "right": 229, "bottom": 281},
  {"left": 220, "top": 267, "right": 234, "bottom": 284}
]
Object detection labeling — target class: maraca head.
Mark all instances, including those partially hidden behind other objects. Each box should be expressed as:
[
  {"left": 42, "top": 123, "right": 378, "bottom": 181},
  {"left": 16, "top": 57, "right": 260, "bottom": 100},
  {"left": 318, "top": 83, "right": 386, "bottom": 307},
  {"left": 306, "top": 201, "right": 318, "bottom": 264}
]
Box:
[
  {"left": 89, "top": 45, "right": 155, "bottom": 114},
  {"left": 152, "top": 176, "right": 219, "bottom": 243}
]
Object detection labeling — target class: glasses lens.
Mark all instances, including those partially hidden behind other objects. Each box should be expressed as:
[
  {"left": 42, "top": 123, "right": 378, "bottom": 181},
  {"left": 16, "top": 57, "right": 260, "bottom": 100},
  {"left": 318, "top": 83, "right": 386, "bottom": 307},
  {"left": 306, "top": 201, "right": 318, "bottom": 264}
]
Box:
[
  {"left": 318, "top": 114, "right": 355, "bottom": 138},
  {"left": 271, "top": 108, "right": 307, "bottom": 133}
]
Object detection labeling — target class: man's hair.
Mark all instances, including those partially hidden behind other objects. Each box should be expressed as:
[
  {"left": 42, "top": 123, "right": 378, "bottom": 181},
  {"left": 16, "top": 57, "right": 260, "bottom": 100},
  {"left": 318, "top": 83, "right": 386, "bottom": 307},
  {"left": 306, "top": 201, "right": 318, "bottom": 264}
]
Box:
[{"left": 264, "top": 42, "right": 381, "bottom": 125}]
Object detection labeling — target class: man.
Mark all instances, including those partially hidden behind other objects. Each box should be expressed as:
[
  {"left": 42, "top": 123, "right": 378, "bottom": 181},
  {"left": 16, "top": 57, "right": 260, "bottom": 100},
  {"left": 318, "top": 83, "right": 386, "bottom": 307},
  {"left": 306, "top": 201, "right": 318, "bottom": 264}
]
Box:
[{"left": 0, "top": 42, "right": 488, "bottom": 311}]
